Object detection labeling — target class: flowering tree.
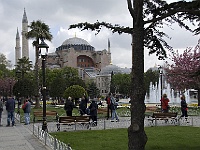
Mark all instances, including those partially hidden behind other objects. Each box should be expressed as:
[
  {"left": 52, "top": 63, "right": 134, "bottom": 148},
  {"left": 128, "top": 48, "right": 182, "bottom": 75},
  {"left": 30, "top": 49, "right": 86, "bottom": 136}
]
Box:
[
  {"left": 0, "top": 77, "right": 16, "bottom": 97},
  {"left": 165, "top": 40, "right": 200, "bottom": 105}
]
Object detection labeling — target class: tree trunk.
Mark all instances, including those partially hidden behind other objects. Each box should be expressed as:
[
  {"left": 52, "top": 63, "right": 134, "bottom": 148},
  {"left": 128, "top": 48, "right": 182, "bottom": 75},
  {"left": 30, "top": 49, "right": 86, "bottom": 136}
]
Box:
[{"left": 128, "top": 0, "right": 147, "bottom": 150}]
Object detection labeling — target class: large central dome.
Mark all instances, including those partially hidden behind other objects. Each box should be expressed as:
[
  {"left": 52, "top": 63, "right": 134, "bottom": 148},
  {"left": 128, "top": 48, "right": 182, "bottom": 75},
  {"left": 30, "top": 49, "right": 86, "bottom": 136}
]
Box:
[
  {"left": 62, "top": 37, "right": 90, "bottom": 45},
  {"left": 56, "top": 36, "right": 95, "bottom": 51}
]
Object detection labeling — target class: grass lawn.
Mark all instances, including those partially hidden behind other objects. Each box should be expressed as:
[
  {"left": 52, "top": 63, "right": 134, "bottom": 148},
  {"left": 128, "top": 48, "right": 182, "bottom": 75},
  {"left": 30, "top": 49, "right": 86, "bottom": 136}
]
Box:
[{"left": 50, "top": 126, "right": 200, "bottom": 150}]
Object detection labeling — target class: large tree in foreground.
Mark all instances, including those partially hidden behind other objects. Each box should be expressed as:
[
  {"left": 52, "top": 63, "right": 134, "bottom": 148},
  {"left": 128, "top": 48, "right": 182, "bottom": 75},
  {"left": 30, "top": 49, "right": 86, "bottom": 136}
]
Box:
[
  {"left": 26, "top": 20, "right": 53, "bottom": 108},
  {"left": 69, "top": 0, "right": 200, "bottom": 149},
  {"left": 165, "top": 40, "right": 200, "bottom": 105}
]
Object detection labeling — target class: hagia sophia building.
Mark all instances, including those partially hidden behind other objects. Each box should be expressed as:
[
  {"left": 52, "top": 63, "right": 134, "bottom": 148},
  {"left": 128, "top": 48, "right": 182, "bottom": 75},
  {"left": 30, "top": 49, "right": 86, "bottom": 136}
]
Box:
[{"left": 15, "top": 9, "right": 131, "bottom": 96}]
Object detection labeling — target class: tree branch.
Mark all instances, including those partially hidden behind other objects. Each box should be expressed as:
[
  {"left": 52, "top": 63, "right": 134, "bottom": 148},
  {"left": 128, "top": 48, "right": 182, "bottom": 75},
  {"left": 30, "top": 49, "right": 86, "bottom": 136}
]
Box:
[
  {"left": 127, "top": 0, "right": 134, "bottom": 18},
  {"left": 145, "top": 2, "right": 200, "bottom": 25}
]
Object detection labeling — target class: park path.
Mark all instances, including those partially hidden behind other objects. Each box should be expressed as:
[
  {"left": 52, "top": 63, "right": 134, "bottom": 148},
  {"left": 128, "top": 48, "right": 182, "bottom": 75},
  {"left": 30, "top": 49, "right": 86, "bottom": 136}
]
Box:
[{"left": 0, "top": 106, "right": 51, "bottom": 150}]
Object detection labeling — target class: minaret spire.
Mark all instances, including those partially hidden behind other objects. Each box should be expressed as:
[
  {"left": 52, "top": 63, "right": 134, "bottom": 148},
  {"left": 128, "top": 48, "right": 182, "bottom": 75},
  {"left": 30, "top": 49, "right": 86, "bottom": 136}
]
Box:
[
  {"left": 108, "top": 38, "right": 111, "bottom": 63},
  {"left": 22, "top": 8, "right": 28, "bottom": 23},
  {"left": 108, "top": 38, "right": 111, "bottom": 53},
  {"left": 22, "top": 8, "right": 29, "bottom": 59},
  {"left": 15, "top": 28, "right": 21, "bottom": 66}
]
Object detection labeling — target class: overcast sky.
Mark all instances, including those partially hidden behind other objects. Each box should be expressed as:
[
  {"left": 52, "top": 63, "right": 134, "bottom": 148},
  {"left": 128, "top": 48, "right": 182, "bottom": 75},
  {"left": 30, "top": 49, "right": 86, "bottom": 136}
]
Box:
[{"left": 0, "top": 0, "right": 199, "bottom": 71}]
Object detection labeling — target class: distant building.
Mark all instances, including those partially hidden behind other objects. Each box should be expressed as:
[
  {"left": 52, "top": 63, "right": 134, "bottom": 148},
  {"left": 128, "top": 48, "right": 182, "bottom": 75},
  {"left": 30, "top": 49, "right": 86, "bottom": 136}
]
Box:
[
  {"left": 96, "top": 64, "right": 131, "bottom": 96},
  {"left": 42, "top": 36, "right": 111, "bottom": 79}
]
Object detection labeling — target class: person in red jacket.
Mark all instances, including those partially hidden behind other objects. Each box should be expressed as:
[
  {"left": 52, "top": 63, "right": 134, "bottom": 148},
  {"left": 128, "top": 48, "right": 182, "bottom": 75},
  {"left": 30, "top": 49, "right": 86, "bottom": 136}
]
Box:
[{"left": 160, "top": 94, "right": 170, "bottom": 113}]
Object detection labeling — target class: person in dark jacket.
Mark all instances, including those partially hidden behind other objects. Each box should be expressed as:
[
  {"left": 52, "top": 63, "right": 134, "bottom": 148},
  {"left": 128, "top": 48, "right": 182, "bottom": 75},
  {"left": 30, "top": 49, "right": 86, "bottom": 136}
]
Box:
[
  {"left": 181, "top": 95, "right": 188, "bottom": 117},
  {"left": 79, "top": 96, "right": 87, "bottom": 115},
  {"left": 5, "top": 96, "right": 15, "bottom": 126},
  {"left": 64, "top": 97, "right": 75, "bottom": 116},
  {"left": 105, "top": 93, "right": 112, "bottom": 120},
  {"left": 22, "top": 99, "right": 31, "bottom": 125},
  {"left": 89, "top": 99, "right": 98, "bottom": 126}
]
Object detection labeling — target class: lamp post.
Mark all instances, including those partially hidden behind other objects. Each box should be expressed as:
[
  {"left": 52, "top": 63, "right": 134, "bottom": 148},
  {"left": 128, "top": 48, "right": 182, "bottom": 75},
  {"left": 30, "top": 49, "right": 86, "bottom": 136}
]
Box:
[
  {"left": 38, "top": 38, "right": 49, "bottom": 131},
  {"left": 16, "top": 70, "right": 21, "bottom": 114},
  {"left": 158, "top": 66, "right": 163, "bottom": 111}
]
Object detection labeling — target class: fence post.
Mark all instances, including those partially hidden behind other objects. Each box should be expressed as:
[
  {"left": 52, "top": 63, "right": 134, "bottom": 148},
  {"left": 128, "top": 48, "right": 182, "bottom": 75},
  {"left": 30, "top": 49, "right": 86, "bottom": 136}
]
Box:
[
  {"left": 155, "top": 118, "right": 157, "bottom": 127},
  {"left": 44, "top": 131, "right": 47, "bottom": 145},
  {"left": 104, "top": 119, "right": 106, "bottom": 130},
  {"left": 38, "top": 126, "right": 40, "bottom": 139},
  {"left": 192, "top": 117, "right": 194, "bottom": 126},
  {"left": 33, "top": 123, "right": 34, "bottom": 135},
  {"left": 54, "top": 136, "right": 57, "bottom": 150}
]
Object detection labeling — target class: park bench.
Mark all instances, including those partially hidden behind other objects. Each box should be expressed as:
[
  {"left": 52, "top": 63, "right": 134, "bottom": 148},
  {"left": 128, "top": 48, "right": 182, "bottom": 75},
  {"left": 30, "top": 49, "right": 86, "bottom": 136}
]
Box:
[
  {"left": 33, "top": 110, "right": 59, "bottom": 123},
  {"left": 147, "top": 112, "right": 178, "bottom": 126},
  {"left": 98, "top": 108, "right": 107, "bottom": 114},
  {"left": 145, "top": 106, "right": 159, "bottom": 112},
  {"left": 57, "top": 115, "right": 90, "bottom": 131}
]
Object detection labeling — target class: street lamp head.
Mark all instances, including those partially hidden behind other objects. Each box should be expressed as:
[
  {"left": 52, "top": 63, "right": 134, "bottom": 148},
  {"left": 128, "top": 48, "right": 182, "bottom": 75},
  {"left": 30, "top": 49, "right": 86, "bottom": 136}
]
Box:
[
  {"left": 38, "top": 38, "right": 49, "bottom": 57},
  {"left": 158, "top": 65, "right": 163, "bottom": 74}
]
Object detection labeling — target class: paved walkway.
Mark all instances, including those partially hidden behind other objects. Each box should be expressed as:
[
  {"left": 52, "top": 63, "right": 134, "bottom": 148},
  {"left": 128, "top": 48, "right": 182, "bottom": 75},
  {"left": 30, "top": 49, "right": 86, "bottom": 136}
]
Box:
[{"left": 0, "top": 107, "right": 51, "bottom": 150}]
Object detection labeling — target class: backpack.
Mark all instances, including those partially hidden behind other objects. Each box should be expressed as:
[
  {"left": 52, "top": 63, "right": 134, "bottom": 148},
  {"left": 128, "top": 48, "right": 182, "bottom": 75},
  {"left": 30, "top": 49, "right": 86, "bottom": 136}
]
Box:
[{"left": 106, "top": 97, "right": 111, "bottom": 105}]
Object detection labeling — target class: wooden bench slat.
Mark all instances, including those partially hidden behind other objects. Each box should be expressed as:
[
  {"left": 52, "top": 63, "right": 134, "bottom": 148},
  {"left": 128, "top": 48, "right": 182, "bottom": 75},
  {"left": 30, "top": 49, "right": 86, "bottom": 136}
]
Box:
[
  {"left": 33, "top": 111, "right": 58, "bottom": 123},
  {"left": 57, "top": 116, "right": 90, "bottom": 131}
]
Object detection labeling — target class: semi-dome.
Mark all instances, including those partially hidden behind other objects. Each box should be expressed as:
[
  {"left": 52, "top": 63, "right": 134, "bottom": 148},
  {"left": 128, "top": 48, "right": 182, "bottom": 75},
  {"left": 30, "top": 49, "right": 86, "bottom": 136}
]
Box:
[
  {"left": 101, "top": 64, "right": 122, "bottom": 75},
  {"left": 62, "top": 37, "right": 90, "bottom": 45}
]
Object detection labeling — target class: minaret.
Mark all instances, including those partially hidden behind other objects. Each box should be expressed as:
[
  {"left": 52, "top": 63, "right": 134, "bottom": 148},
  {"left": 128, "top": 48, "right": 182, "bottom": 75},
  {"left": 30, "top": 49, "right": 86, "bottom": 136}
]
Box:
[
  {"left": 108, "top": 38, "right": 111, "bottom": 54},
  {"left": 108, "top": 38, "right": 111, "bottom": 63},
  {"left": 22, "top": 8, "right": 29, "bottom": 59},
  {"left": 15, "top": 28, "right": 21, "bottom": 65}
]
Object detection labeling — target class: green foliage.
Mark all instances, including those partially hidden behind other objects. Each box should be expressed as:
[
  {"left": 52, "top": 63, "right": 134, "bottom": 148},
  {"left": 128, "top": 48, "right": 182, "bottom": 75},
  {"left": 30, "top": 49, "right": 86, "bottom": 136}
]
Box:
[
  {"left": 26, "top": 20, "right": 53, "bottom": 42},
  {"left": 15, "top": 57, "right": 33, "bottom": 79},
  {"left": 49, "top": 76, "right": 66, "bottom": 98},
  {"left": 13, "top": 78, "right": 36, "bottom": 97},
  {"left": 112, "top": 73, "right": 131, "bottom": 96},
  {"left": 86, "top": 81, "right": 100, "bottom": 98},
  {"left": 45, "top": 66, "right": 85, "bottom": 99},
  {"left": 63, "top": 85, "right": 87, "bottom": 99}
]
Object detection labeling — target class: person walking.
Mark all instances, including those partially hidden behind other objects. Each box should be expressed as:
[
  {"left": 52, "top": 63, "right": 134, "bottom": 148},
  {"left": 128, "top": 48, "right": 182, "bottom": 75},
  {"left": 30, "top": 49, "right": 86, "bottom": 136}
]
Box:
[
  {"left": 0, "top": 98, "right": 3, "bottom": 126},
  {"left": 89, "top": 99, "right": 98, "bottom": 126},
  {"left": 5, "top": 96, "right": 15, "bottom": 126},
  {"left": 110, "top": 93, "right": 119, "bottom": 122},
  {"left": 64, "top": 97, "right": 75, "bottom": 116},
  {"left": 22, "top": 99, "right": 31, "bottom": 125},
  {"left": 160, "top": 94, "right": 170, "bottom": 113},
  {"left": 181, "top": 95, "right": 188, "bottom": 117}
]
